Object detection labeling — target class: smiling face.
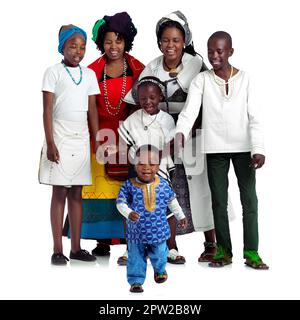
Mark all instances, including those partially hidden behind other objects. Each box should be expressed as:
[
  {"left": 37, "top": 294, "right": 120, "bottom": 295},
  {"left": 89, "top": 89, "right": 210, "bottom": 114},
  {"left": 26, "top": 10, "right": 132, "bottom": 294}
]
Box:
[
  {"left": 103, "top": 32, "right": 125, "bottom": 61},
  {"left": 160, "top": 26, "right": 185, "bottom": 63},
  {"left": 138, "top": 84, "right": 162, "bottom": 115},
  {"left": 135, "top": 149, "right": 160, "bottom": 183},
  {"left": 207, "top": 37, "right": 233, "bottom": 72},
  {"left": 62, "top": 34, "right": 86, "bottom": 67}
]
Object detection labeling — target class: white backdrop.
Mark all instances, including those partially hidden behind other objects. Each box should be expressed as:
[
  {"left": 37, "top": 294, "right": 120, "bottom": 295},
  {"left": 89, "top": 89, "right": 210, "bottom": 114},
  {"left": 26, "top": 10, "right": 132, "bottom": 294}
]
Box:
[{"left": 0, "top": 0, "right": 299, "bottom": 300}]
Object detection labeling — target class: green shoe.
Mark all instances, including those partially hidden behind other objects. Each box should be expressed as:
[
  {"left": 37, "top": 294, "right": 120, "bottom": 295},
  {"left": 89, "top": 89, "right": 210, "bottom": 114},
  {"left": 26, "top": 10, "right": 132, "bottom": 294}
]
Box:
[
  {"left": 244, "top": 250, "right": 269, "bottom": 270},
  {"left": 209, "top": 246, "right": 232, "bottom": 268}
]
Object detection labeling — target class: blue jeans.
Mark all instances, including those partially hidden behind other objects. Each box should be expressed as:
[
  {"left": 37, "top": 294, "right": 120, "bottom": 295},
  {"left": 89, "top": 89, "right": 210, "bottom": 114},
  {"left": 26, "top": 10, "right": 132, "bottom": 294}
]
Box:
[{"left": 127, "top": 241, "right": 168, "bottom": 285}]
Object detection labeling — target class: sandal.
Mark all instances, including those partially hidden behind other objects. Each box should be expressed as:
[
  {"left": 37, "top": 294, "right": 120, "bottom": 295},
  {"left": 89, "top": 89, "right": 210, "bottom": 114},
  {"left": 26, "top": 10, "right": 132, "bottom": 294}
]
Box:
[
  {"left": 130, "top": 284, "right": 144, "bottom": 293},
  {"left": 208, "top": 246, "right": 232, "bottom": 268},
  {"left": 198, "top": 241, "right": 217, "bottom": 262},
  {"left": 167, "top": 249, "right": 186, "bottom": 264},
  {"left": 117, "top": 250, "right": 128, "bottom": 266},
  {"left": 244, "top": 250, "right": 269, "bottom": 270},
  {"left": 154, "top": 271, "right": 168, "bottom": 283}
]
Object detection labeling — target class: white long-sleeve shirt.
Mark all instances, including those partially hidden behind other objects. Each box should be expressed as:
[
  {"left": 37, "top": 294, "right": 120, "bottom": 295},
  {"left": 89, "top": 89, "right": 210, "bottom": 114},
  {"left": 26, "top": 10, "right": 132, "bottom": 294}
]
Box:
[{"left": 176, "top": 70, "right": 265, "bottom": 156}]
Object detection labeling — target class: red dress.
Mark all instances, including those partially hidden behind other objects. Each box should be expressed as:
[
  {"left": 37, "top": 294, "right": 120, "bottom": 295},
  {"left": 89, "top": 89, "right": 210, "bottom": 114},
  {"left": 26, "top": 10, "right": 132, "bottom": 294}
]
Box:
[{"left": 88, "top": 53, "right": 144, "bottom": 137}]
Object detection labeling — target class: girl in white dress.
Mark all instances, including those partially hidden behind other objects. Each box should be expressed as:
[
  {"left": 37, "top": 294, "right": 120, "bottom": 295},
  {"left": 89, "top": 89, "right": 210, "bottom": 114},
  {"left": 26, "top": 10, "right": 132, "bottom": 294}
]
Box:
[{"left": 39, "top": 24, "right": 100, "bottom": 265}]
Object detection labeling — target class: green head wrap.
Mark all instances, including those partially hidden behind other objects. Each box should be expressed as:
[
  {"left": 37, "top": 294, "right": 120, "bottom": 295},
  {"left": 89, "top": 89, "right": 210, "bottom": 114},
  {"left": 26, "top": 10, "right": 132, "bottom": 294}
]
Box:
[{"left": 92, "top": 19, "right": 106, "bottom": 42}]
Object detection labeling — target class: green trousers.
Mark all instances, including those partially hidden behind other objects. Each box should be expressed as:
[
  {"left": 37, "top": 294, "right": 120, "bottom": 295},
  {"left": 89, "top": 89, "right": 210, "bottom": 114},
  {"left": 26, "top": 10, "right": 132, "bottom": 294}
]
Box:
[{"left": 206, "top": 152, "right": 259, "bottom": 256}]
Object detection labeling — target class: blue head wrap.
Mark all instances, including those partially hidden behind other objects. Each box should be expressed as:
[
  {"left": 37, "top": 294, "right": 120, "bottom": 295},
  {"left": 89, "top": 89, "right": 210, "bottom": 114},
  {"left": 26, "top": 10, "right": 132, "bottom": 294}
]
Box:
[{"left": 58, "top": 26, "right": 87, "bottom": 54}]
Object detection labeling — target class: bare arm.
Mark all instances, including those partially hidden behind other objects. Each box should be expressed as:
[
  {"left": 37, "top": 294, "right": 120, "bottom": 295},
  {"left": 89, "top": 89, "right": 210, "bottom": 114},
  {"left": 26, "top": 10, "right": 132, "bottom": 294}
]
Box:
[
  {"left": 43, "top": 91, "right": 59, "bottom": 163},
  {"left": 88, "top": 95, "right": 100, "bottom": 153},
  {"left": 175, "top": 74, "right": 204, "bottom": 149}
]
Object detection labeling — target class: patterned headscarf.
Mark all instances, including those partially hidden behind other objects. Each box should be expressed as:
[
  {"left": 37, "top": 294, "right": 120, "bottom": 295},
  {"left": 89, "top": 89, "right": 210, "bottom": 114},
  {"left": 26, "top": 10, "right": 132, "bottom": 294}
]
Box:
[
  {"left": 58, "top": 25, "right": 87, "bottom": 54},
  {"left": 155, "top": 10, "right": 192, "bottom": 46}
]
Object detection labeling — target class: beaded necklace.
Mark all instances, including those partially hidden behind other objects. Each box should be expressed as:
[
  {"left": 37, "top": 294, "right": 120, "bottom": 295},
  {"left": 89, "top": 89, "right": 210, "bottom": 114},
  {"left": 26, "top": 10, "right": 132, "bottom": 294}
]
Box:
[
  {"left": 103, "top": 59, "right": 127, "bottom": 116},
  {"left": 61, "top": 60, "right": 82, "bottom": 85}
]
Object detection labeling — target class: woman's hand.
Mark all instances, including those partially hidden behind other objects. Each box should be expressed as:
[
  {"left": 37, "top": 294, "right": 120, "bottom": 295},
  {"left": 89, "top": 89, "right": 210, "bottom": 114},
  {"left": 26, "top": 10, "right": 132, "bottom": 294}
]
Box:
[
  {"left": 179, "top": 217, "right": 188, "bottom": 229},
  {"left": 105, "top": 144, "right": 118, "bottom": 157},
  {"left": 174, "top": 132, "right": 185, "bottom": 150}
]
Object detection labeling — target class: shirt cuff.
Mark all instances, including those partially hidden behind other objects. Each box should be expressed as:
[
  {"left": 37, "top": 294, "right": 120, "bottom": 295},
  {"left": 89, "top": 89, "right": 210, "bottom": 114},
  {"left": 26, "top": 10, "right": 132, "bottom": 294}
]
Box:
[
  {"left": 251, "top": 146, "right": 265, "bottom": 157},
  {"left": 168, "top": 198, "right": 185, "bottom": 221},
  {"left": 116, "top": 202, "right": 132, "bottom": 219}
]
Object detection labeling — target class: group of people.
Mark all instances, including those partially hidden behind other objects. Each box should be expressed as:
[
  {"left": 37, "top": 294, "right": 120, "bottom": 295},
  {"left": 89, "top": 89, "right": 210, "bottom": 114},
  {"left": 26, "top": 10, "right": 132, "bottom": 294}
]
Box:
[{"left": 39, "top": 10, "right": 269, "bottom": 293}]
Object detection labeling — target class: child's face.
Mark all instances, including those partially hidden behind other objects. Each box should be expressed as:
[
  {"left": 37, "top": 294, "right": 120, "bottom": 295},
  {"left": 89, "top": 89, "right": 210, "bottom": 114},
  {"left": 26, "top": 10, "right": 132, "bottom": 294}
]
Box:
[
  {"left": 207, "top": 37, "right": 233, "bottom": 71},
  {"left": 138, "top": 85, "right": 162, "bottom": 115},
  {"left": 135, "top": 150, "right": 160, "bottom": 183},
  {"left": 103, "top": 32, "right": 125, "bottom": 61},
  {"left": 160, "top": 27, "right": 185, "bottom": 62},
  {"left": 63, "top": 34, "right": 86, "bottom": 67}
]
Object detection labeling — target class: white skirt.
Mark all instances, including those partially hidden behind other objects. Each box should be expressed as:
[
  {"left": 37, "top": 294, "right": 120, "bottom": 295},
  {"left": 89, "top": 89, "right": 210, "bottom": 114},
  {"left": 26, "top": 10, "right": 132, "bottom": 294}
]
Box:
[{"left": 38, "top": 118, "right": 91, "bottom": 186}]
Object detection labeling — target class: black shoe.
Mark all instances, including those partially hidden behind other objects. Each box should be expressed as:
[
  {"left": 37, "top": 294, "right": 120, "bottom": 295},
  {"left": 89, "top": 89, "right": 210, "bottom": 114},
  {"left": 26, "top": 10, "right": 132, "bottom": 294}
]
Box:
[
  {"left": 69, "top": 249, "right": 96, "bottom": 262},
  {"left": 91, "top": 243, "right": 110, "bottom": 256},
  {"left": 130, "top": 284, "right": 144, "bottom": 293},
  {"left": 51, "top": 253, "right": 69, "bottom": 265}
]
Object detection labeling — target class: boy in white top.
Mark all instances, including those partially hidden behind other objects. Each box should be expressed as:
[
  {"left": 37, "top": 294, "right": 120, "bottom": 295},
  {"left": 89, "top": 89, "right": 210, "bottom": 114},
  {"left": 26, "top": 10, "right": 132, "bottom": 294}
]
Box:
[{"left": 176, "top": 31, "right": 268, "bottom": 269}]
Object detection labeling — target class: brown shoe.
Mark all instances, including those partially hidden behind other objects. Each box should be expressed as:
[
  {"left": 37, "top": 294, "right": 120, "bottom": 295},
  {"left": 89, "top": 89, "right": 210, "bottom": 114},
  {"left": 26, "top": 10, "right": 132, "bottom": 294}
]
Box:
[
  {"left": 198, "top": 241, "right": 217, "bottom": 262},
  {"left": 167, "top": 249, "right": 185, "bottom": 264},
  {"left": 154, "top": 272, "right": 168, "bottom": 283},
  {"left": 130, "top": 284, "right": 143, "bottom": 293},
  {"left": 117, "top": 250, "right": 128, "bottom": 266}
]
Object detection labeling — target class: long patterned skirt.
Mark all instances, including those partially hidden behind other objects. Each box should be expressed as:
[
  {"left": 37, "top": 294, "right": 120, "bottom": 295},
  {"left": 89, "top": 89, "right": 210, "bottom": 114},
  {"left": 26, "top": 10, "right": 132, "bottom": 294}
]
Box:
[{"left": 63, "top": 154, "right": 125, "bottom": 243}]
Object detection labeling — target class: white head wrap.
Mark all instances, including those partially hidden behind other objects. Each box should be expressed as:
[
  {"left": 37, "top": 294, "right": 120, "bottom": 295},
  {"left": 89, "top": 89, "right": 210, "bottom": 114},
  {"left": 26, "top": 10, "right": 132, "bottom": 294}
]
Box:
[{"left": 155, "top": 10, "right": 192, "bottom": 46}]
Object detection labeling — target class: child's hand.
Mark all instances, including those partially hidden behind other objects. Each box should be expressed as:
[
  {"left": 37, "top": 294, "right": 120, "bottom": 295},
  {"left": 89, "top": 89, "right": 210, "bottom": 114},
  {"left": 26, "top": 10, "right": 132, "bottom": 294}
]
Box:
[
  {"left": 129, "top": 211, "right": 140, "bottom": 221},
  {"left": 250, "top": 154, "right": 265, "bottom": 169},
  {"left": 105, "top": 144, "right": 118, "bottom": 157},
  {"left": 95, "top": 144, "right": 119, "bottom": 164},
  {"left": 179, "top": 217, "right": 188, "bottom": 229},
  {"left": 47, "top": 143, "right": 59, "bottom": 163}
]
